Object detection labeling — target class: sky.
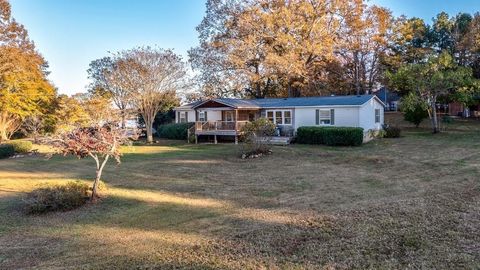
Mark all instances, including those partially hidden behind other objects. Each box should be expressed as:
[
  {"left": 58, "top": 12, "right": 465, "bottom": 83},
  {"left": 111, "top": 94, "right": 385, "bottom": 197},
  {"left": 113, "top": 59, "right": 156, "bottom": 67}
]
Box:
[{"left": 9, "top": 0, "right": 480, "bottom": 95}]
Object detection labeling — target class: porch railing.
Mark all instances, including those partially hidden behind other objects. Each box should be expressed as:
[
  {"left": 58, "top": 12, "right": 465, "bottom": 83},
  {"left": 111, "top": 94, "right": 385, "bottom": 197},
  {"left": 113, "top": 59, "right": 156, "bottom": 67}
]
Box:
[{"left": 195, "top": 121, "right": 248, "bottom": 132}]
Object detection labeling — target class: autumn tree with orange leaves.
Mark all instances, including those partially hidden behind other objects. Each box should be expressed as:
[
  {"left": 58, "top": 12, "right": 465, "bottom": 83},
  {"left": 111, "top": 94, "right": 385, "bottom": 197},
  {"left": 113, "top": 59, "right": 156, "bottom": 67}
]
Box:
[
  {"left": 0, "top": 0, "right": 55, "bottom": 141},
  {"left": 190, "top": 0, "right": 393, "bottom": 98}
]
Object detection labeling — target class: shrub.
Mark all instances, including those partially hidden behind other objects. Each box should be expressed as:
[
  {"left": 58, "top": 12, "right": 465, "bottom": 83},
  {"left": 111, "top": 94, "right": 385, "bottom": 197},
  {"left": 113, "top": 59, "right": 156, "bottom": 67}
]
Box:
[
  {"left": 8, "top": 140, "right": 33, "bottom": 153},
  {"left": 383, "top": 125, "right": 401, "bottom": 138},
  {"left": 0, "top": 144, "right": 15, "bottom": 159},
  {"left": 296, "top": 126, "right": 364, "bottom": 146},
  {"left": 157, "top": 122, "right": 194, "bottom": 140},
  {"left": 400, "top": 92, "right": 429, "bottom": 127},
  {"left": 24, "top": 181, "right": 90, "bottom": 214},
  {"left": 240, "top": 118, "right": 276, "bottom": 157},
  {"left": 442, "top": 115, "right": 454, "bottom": 124},
  {"left": 404, "top": 107, "right": 428, "bottom": 127}
]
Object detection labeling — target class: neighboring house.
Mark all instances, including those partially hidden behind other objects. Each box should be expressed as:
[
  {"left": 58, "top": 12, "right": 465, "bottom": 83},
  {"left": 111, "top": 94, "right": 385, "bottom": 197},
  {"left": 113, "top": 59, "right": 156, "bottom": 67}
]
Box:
[
  {"left": 373, "top": 87, "right": 400, "bottom": 111},
  {"left": 174, "top": 95, "right": 385, "bottom": 144},
  {"left": 448, "top": 101, "right": 480, "bottom": 118}
]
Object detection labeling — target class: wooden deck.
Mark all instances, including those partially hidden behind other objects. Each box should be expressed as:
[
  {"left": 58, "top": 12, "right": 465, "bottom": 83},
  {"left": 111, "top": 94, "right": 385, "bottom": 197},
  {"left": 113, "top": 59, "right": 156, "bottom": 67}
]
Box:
[
  {"left": 189, "top": 121, "right": 293, "bottom": 145},
  {"left": 191, "top": 121, "right": 248, "bottom": 144}
]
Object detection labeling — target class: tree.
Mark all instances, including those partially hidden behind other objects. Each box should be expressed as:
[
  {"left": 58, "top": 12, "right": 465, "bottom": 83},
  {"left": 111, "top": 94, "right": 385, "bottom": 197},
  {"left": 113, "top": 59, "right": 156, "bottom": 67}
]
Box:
[
  {"left": 106, "top": 47, "right": 187, "bottom": 143},
  {"left": 88, "top": 57, "right": 131, "bottom": 128},
  {"left": 72, "top": 93, "right": 118, "bottom": 127},
  {"left": 335, "top": 2, "right": 393, "bottom": 95},
  {"left": 54, "top": 94, "right": 90, "bottom": 132},
  {"left": 190, "top": 0, "right": 353, "bottom": 98},
  {"left": 387, "top": 52, "right": 475, "bottom": 133},
  {"left": 21, "top": 115, "right": 44, "bottom": 143},
  {"left": 51, "top": 126, "right": 128, "bottom": 200},
  {"left": 0, "top": 0, "right": 55, "bottom": 142},
  {"left": 401, "top": 92, "right": 429, "bottom": 127},
  {"left": 382, "top": 17, "right": 433, "bottom": 73}
]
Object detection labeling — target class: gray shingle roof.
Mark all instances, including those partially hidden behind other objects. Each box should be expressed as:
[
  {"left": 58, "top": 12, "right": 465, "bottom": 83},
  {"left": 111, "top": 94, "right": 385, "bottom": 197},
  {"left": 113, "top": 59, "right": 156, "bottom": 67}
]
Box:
[
  {"left": 178, "top": 95, "right": 379, "bottom": 109},
  {"left": 175, "top": 100, "right": 204, "bottom": 109}
]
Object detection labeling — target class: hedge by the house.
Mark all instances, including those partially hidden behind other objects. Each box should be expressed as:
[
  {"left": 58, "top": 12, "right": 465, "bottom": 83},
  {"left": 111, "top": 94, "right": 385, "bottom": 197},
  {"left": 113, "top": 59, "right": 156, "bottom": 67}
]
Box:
[
  {"left": 157, "top": 122, "right": 194, "bottom": 140},
  {"left": 296, "top": 126, "right": 364, "bottom": 146},
  {"left": 8, "top": 140, "right": 33, "bottom": 153},
  {"left": 0, "top": 144, "right": 15, "bottom": 159}
]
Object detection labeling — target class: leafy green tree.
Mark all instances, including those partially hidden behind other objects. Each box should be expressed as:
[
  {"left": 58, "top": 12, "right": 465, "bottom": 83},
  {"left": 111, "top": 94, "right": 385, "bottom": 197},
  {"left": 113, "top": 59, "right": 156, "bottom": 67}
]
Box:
[
  {"left": 401, "top": 92, "right": 429, "bottom": 127},
  {"left": 387, "top": 52, "right": 475, "bottom": 133}
]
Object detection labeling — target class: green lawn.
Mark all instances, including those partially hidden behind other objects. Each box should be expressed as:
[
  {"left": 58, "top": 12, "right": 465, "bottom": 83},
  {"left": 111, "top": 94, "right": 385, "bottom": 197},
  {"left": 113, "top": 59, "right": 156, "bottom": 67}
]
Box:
[{"left": 0, "top": 114, "right": 479, "bottom": 269}]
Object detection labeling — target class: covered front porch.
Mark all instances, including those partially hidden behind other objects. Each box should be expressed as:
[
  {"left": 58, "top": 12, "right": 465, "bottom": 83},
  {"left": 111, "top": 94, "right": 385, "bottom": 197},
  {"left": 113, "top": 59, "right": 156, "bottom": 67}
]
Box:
[{"left": 190, "top": 100, "right": 261, "bottom": 144}]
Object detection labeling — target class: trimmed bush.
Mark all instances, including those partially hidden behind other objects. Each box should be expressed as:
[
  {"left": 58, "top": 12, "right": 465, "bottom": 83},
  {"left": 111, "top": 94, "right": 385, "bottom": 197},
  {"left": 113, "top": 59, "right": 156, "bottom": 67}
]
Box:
[
  {"left": 157, "top": 122, "right": 194, "bottom": 140},
  {"left": 296, "top": 126, "right": 364, "bottom": 146},
  {"left": 0, "top": 144, "right": 15, "bottom": 159},
  {"left": 8, "top": 140, "right": 33, "bottom": 153},
  {"left": 24, "top": 181, "right": 90, "bottom": 214},
  {"left": 383, "top": 125, "right": 401, "bottom": 138}
]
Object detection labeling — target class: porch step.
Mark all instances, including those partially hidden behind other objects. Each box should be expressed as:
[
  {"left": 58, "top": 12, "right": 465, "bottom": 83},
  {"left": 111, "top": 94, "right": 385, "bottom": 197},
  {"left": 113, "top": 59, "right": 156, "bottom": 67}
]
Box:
[{"left": 259, "top": 136, "right": 293, "bottom": 145}]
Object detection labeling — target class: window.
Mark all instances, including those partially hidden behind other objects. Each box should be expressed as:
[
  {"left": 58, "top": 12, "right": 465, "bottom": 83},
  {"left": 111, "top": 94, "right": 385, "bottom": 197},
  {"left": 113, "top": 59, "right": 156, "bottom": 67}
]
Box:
[
  {"left": 275, "top": 111, "right": 282, "bottom": 125},
  {"left": 225, "top": 111, "right": 234, "bottom": 122},
  {"left": 266, "top": 110, "right": 292, "bottom": 125},
  {"left": 198, "top": 111, "right": 206, "bottom": 122},
  {"left": 179, "top": 112, "right": 186, "bottom": 123},
  {"left": 316, "top": 109, "right": 334, "bottom": 125},
  {"left": 267, "top": 111, "right": 274, "bottom": 122},
  {"left": 284, "top": 111, "right": 291, "bottom": 124},
  {"left": 375, "top": 109, "right": 380, "bottom": 123}
]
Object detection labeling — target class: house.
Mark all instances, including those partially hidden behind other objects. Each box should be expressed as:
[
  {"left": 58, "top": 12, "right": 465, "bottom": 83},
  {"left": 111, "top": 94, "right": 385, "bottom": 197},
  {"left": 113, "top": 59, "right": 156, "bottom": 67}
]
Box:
[
  {"left": 373, "top": 87, "right": 400, "bottom": 111},
  {"left": 174, "top": 95, "right": 385, "bottom": 144},
  {"left": 448, "top": 101, "right": 480, "bottom": 118}
]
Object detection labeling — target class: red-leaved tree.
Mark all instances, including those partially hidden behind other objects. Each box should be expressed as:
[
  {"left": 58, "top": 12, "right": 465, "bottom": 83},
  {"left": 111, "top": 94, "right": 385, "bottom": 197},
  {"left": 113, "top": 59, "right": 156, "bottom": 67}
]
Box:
[{"left": 51, "top": 126, "right": 130, "bottom": 200}]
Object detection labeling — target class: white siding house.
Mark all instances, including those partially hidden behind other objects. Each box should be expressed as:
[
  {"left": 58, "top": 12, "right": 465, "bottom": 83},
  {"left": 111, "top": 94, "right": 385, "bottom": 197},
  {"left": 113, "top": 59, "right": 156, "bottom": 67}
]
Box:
[{"left": 174, "top": 95, "right": 385, "bottom": 143}]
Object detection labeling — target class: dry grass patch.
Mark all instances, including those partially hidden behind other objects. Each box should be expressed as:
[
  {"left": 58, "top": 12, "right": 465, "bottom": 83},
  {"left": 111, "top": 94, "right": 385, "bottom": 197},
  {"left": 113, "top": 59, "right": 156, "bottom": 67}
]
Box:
[{"left": 0, "top": 123, "right": 479, "bottom": 269}]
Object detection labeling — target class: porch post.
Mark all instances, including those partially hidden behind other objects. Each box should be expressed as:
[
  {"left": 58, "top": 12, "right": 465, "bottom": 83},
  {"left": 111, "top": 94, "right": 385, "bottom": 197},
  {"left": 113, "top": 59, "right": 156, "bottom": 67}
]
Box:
[
  {"left": 195, "top": 134, "right": 198, "bottom": 144},
  {"left": 214, "top": 135, "right": 217, "bottom": 144},
  {"left": 235, "top": 109, "right": 238, "bottom": 130},
  {"left": 235, "top": 109, "right": 239, "bottom": 145}
]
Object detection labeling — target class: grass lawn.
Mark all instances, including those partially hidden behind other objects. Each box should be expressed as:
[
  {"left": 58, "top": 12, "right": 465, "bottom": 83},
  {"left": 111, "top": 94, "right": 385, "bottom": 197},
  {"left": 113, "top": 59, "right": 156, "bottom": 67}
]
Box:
[{"left": 0, "top": 113, "right": 479, "bottom": 269}]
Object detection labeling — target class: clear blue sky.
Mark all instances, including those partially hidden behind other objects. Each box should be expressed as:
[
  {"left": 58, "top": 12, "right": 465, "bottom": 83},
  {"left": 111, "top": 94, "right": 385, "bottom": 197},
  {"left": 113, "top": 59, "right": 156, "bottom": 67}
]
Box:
[
  {"left": 9, "top": 0, "right": 480, "bottom": 95},
  {"left": 10, "top": 0, "right": 206, "bottom": 95}
]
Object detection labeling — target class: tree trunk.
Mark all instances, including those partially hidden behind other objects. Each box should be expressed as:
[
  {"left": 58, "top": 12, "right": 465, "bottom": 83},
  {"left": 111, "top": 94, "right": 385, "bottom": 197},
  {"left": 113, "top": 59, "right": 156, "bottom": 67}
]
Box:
[
  {"left": 0, "top": 112, "right": 12, "bottom": 143},
  {"left": 91, "top": 155, "right": 110, "bottom": 200},
  {"left": 91, "top": 169, "right": 101, "bottom": 201},
  {"left": 0, "top": 128, "right": 7, "bottom": 143},
  {"left": 430, "top": 98, "right": 439, "bottom": 133},
  {"left": 146, "top": 125, "right": 153, "bottom": 143},
  {"left": 354, "top": 51, "right": 361, "bottom": 96},
  {"left": 121, "top": 111, "right": 126, "bottom": 129}
]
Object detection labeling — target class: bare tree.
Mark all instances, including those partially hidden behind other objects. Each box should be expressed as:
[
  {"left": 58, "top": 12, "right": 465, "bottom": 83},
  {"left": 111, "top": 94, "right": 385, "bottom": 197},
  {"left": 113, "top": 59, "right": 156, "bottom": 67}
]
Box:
[
  {"left": 88, "top": 57, "right": 131, "bottom": 128},
  {"left": 21, "top": 115, "right": 44, "bottom": 143},
  {"left": 107, "top": 47, "right": 187, "bottom": 143}
]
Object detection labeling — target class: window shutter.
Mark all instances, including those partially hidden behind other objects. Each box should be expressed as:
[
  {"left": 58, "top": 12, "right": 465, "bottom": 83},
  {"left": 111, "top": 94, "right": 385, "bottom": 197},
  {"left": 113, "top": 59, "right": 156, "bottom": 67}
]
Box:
[
  {"left": 204, "top": 111, "right": 207, "bottom": 121},
  {"left": 185, "top": 112, "right": 188, "bottom": 123},
  {"left": 177, "top": 111, "right": 180, "bottom": 123},
  {"left": 315, "top": 109, "right": 319, "bottom": 125},
  {"left": 330, "top": 109, "right": 335, "bottom": 125}
]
